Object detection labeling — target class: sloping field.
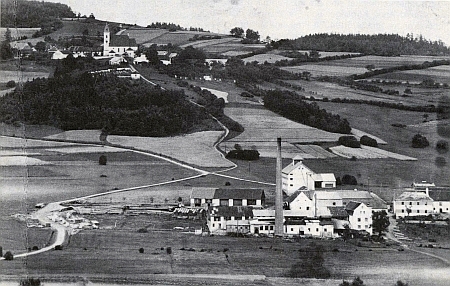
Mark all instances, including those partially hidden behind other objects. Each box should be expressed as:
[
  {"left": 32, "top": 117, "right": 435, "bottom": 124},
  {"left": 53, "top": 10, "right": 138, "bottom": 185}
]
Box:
[
  {"left": 180, "top": 37, "right": 238, "bottom": 49},
  {"left": 373, "top": 65, "right": 450, "bottom": 84},
  {"left": 0, "top": 156, "right": 50, "bottom": 166},
  {"left": 330, "top": 145, "right": 417, "bottom": 160},
  {"left": 293, "top": 144, "right": 337, "bottom": 159},
  {"left": 45, "top": 130, "right": 103, "bottom": 143},
  {"left": 351, "top": 128, "right": 387, "bottom": 144},
  {"left": 0, "top": 136, "right": 77, "bottom": 148},
  {"left": 0, "top": 70, "right": 51, "bottom": 84},
  {"left": 221, "top": 50, "right": 253, "bottom": 57},
  {"left": 294, "top": 50, "right": 361, "bottom": 58},
  {"left": 281, "top": 65, "right": 368, "bottom": 77},
  {"left": 312, "top": 55, "right": 450, "bottom": 69},
  {"left": 108, "top": 131, "right": 234, "bottom": 168},
  {"left": 242, "top": 54, "right": 294, "bottom": 64},
  {"left": 201, "top": 87, "right": 228, "bottom": 103},
  {"left": 223, "top": 106, "right": 343, "bottom": 159},
  {"left": 0, "top": 28, "right": 40, "bottom": 41},
  {"left": 124, "top": 28, "right": 169, "bottom": 44},
  {"left": 45, "top": 146, "right": 124, "bottom": 154},
  {"left": 145, "top": 31, "right": 225, "bottom": 46}
]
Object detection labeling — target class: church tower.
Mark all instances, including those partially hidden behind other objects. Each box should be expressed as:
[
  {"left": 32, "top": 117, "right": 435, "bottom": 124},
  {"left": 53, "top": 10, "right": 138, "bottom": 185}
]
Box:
[{"left": 103, "top": 23, "right": 110, "bottom": 55}]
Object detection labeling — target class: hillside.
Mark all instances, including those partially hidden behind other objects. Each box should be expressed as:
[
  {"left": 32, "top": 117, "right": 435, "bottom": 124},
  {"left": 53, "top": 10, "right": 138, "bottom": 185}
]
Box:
[
  {"left": 272, "top": 33, "right": 450, "bottom": 56},
  {"left": 1, "top": 0, "right": 75, "bottom": 33}
]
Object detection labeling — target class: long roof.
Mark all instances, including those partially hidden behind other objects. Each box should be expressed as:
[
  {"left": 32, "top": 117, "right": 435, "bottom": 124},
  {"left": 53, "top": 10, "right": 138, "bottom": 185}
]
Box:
[
  {"left": 397, "top": 191, "right": 433, "bottom": 201},
  {"left": 110, "top": 34, "right": 137, "bottom": 47},
  {"left": 213, "top": 188, "right": 265, "bottom": 200},
  {"left": 191, "top": 187, "right": 216, "bottom": 199},
  {"left": 209, "top": 206, "right": 254, "bottom": 217}
]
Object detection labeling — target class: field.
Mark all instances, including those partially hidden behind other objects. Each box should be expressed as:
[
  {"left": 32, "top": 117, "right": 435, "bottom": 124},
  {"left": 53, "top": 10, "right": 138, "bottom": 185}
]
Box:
[
  {"left": 242, "top": 54, "right": 294, "bottom": 64},
  {"left": 45, "top": 130, "right": 103, "bottom": 143},
  {"left": 372, "top": 65, "right": 450, "bottom": 84},
  {"left": 293, "top": 50, "right": 362, "bottom": 58},
  {"left": 1, "top": 221, "right": 448, "bottom": 286},
  {"left": 0, "top": 28, "right": 40, "bottom": 41},
  {"left": 281, "top": 79, "right": 447, "bottom": 107},
  {"left": 330, "top": 145, "right": 417, "bottom": 160},
  {"left": 123, "top": 28, "right": 169, "bottom": 44},
  {"left": 141, "top": 31, "right": 223, "bottom": 46},
  {"left": 281, "top": 65, "right": 369, "bottom": 77},
  {"left": 107, "top": 131, "right": 234, "bottom": 168}
]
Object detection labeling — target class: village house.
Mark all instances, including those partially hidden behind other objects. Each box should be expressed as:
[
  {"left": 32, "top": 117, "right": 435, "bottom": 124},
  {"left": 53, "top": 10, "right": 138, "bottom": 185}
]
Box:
[
  {"left": 103, "top": 23, "right": 138, "bottom": 57},
  {"left": 282, "top": 157, "right": 336, "bottom": 195},
  {"left": 207, "top": 206, "right": 253, "bottom": 234},
  {"left": 345, "top": 201, "right": 373, "bottom": 235}
]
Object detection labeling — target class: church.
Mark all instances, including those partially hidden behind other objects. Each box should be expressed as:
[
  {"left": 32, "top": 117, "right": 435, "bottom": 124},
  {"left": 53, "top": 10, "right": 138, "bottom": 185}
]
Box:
[{"left": 103, "top": 23, "right": 138, "bottom": 57}]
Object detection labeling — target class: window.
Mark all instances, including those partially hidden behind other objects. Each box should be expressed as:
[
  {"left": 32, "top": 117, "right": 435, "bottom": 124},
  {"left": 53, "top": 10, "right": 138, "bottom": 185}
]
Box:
[
  {"left": 291, "top": 228, "right": 294, "bottom": 231},
  {"left": 270, "top": 226, "right": 274, "bottom": 230},
  {"left": 290, "top": 184, "right": 293, "bottom": 187},
  {"left": 247, "top": 199, "right": 256, "bottom": 205},
  {"left": 290, "top": 178, "right": 293, "bottom": 180},
  {"left": 214, "top": 217, "right": 220, "bottom": 221},
  {"left": 425, "top": 210, "right": 427, "bottom": 213},
  {"left": 220, "top": 199, "right": 229, "bottom": 206},
  {"left": 401, "top": 209, "right": 404, "bottom": 213},
  {"left": 260, "top": 226, "right": 264, "bottom": 230},
  {"left": 316, "top": 228, "right": 319, "bottom": 232},
  {"left": 417, "top": 202, "right": 420, "bottom": 205},
  {"left": 332, "top": 202, "right": 336, "bottom": 206},
  {"left": 306, "top": 207, "right": 310, "bottom": 210},
  {"left": 308, "top": 228, "right": 311, "bottom": 231},
  {"left": 417, "top": 210, "right": 419, "bottom": 213},
  {"left": 401, "top": 202, "right": 404, "bottom": 205},
  {"left": 265, "top": 226, "right": 269, "bottom": 230},
  {"left": 234, "top": 199, "right": 242, "bottom": 206},
  {"left": 357, "top": 218, "right": 361, "bottom": 222},
  {"left": 324, "top": 228, "right": 327, "bottom": 232},
  {"left": 365, "top": 218, "right": 368, "bottom": 222},
  {"left": 212, "top": 223, "right": 215, "bottom": 227},
  {"left": 358, "top": 225, "right": 361, "bottom": 229},
  {"left": 409, "top": 202, "right": 412, "bottom": 205}
]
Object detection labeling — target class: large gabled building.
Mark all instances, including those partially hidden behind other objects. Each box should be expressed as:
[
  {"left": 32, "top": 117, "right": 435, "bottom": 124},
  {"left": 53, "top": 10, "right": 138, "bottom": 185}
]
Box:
[{"left": 103, "top": 23, "right": 138, "bottom": 57}]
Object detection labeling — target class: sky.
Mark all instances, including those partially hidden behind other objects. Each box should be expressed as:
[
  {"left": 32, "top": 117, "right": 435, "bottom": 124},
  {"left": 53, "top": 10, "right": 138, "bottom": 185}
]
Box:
[{"left": 46, "top": 0, "right": 450, "bottom": 45}]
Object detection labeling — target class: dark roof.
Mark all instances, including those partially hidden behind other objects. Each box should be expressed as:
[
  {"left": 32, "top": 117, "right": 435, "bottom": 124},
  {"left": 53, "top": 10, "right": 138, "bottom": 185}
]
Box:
[
  {"left": 110, "top": 34, "right": 137, "bottom": 47},
  {"left": 345, "top": 201, "right": 362, "bottom": 212},
  {"left": 428, "top": 189, "right": 450, "bottom": 201},
  {"left": 328, "top": 206, "right": 348, "bottom": 218},
  {"left": 209, "top": 206, "right": 254, "bottom": 217},
  {"left": 286, "top": 189, "right": 313, "bottom": 204},
  {"left": 213, "top": 188, "right": 265, "bottom": 200},
  {"left": 284, "top": 219, "right": 306, "bottom": 225}
]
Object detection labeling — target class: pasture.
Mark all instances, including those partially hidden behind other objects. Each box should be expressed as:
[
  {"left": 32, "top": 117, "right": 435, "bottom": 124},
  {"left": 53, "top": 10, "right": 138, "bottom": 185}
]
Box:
[
  {"left": 0, "top": 27, "right": 40, "bottom": 41},
  {"left": 281, "top": 65, "right": 368, "bottom": 77},
  {"left": 372, "top": 65, "right": 450, "bottom": 84},
  {"left": 123, "top": 28, "right": 168, "bottom": 44},
  {"left": 1, "top": 224, "right": 448, "bottom": 286},
  {"left": 330, "top": 145, "right": 417, "bottom": 160},
  {"left": 242, "top": 54, "right": 294, "bottom": 64},
  {"left": 107, "top": 131, "right": 234, "bottom": 168}
]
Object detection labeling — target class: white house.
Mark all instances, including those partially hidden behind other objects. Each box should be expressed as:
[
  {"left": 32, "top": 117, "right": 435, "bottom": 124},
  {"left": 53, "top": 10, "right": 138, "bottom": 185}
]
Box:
[
  {"left": 282, "top": 158, "right": 335, "bottom": 195},
  {"left": 109, "top": 56, "right": 127, "bottom": 65},
  {"left": 103, "top": 23, "right": 138, "bottom": 56},
  {"left": 207, "top": 206, "right": 253, "bottom": 234},
  {"left": 284, "top": 219, "right": 334, "bottom": 238},
  {"left": 284, "top": 190, "right": 315, "bottom": 218},
  {"left": 51, "top": 50, "right": 70, "bottom": 60},
  {"left": 346, "top": 201, "right": 372, "bottom": 235},
  {"left": 133, "top": 54, "right": 149, "bottom": 64},
  {"left": 393, "top": 191, "right": 434, "bottom": 218}
]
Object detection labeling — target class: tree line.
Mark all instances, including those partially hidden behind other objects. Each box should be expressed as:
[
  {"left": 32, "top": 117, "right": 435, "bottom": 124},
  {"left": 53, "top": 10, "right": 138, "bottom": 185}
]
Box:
[
  {"left": 263, "top": 90, "right": 352, "bottom": 134},
  {"left": 271, "top": 33, "right": 450, "bottom": 56}
]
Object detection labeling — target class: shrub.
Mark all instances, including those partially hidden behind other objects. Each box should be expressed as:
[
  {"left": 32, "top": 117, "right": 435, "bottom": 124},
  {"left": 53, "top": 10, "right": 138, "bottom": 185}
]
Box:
[
  {"left": 32, "top": 246, "right": 39, "bottom": 251},
  {"left": 225, "top": 149, "right": 260, "bottom": 161},
  {"left": 436, "top": 140, "right": 448, "bottom": 153},
  {"left": 139, "top": 247, "right": 144, "bottom": 253},
  {"left": 99, "top": 155, "right": 107, "bottom": 165},
  {"left": 342, "top": 174, "right": 358, "bottom": 185},
  {"left": 137, "top": 228, "right": 148, "bottom": 233},
  {"left": 224, "top": 181, "right": 231, "bottom": 186},
  {"left": 166, "top": 247, "right": 172, "bottom": 254},
  {"left": 411, "top": 134, "right": 429, "bottom": 148},
  {"left": 54, "top": 245, "right": 63, "bottom": 250},
  {"left": 6, "top": 80, "right": 16, "bottom": 88},
  {"left": 20, "top": 278, "right": 41, "bottom": 286},
  {"left": 360, "top": 135, "right": 378, "bottom": 147},
  {"left": 3, "top": 251, "right": 13, "bottom": 260},
  {"left": 338, "top": 136, "right": 361, "bottom": 148}
]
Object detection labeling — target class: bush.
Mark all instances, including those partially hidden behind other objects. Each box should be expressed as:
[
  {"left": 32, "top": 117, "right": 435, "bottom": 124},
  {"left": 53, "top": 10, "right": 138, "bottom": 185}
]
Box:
[
  {"left": 54, "top": 245, "right": 63, "bottom": 250},
  {"left": 338, "top": 136, "right": 361, "bottom": 148},
  {"left": 20, "top": 278, "right": 41, "bottom": 286},
  {"left": 6, "top": 80, "right": 16, "bottom": 88},
  {"left": 137, "top": 228, "right": 148, "bottom": 233},
  {"left": 342, "top": 174, "right": 358, "bottom": 185},
  {"left": 360, "top": 135, "right": 378, "bottom": 147},
  {"left": 225, "top": 149, "right": 260, "bottom": 161},
  {"left": 99, "top": 155, "right": 107, "bottom": 165},
  {"left": 32, "top": 246, "right": 39, "bottom": 251},
  {"left": 436, "top": 140, "right": 448, "bottom": 153},
  {"left": 139, "top": 247, "right": 144, "bottom": 253},
  {"left": 3, "top": 251, "right": 13, "bottom": 260},
  {"left": 166, "top": 247, "right": 172, "bottom": 254},
  {"left": 411, "top": 134, "right": 429, "bottom": 148}
]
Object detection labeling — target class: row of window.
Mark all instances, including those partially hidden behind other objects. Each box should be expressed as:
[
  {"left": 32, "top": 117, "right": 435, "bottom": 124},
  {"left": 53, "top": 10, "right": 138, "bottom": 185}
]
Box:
[
  {"left": 213, "top": 216, "right": 250, "bottom": 221},
  {"left": 357, "top": 225, "right": 371, "bottom": 229},
  {"left": 357, "top": 218, "right": 369, "bottom": 222}
]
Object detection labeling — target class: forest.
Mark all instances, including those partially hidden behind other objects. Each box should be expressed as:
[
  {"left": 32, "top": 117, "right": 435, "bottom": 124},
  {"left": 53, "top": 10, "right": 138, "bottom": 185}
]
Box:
[
  {"left": 1, "top": 0, "right": 75, "bottom": 36},
  {"left": 271, "top": 33, "right": 450, "bottom": 56},
  {"left": 263, "top": 90, "right": 352, "bottom": 134},
  {"left": 0, "top": 59, "right": 220, "bottom": 137}
]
